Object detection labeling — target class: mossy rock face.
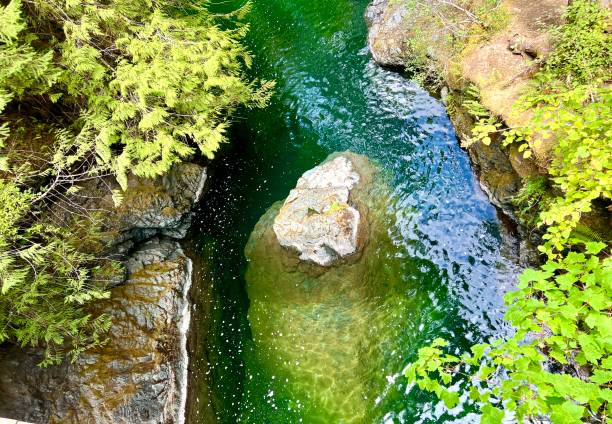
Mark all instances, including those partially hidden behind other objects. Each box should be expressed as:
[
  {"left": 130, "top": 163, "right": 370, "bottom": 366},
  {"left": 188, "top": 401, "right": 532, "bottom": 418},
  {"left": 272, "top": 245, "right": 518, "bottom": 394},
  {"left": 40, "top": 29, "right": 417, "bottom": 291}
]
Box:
[
  {"left": 0, "top": 238, "right": 192, "bottom": 424},
  {"left": 241, "top": 152, "right": 411, "bottom": 423}
]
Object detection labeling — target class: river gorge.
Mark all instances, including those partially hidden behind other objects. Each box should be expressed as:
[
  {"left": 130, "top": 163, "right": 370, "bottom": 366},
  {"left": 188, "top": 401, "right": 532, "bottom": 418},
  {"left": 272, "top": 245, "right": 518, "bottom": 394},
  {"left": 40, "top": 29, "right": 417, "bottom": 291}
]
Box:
[{"left": 186, "top": 0, "right": 521, "bottom": 422}]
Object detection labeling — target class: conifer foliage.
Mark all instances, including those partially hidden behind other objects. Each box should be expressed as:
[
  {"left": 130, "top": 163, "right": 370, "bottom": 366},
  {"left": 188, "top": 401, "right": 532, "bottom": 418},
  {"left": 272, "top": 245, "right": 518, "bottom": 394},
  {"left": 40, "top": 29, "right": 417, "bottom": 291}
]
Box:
[{"left": 0, "top": 0, "right": 270, "bottom": 365}]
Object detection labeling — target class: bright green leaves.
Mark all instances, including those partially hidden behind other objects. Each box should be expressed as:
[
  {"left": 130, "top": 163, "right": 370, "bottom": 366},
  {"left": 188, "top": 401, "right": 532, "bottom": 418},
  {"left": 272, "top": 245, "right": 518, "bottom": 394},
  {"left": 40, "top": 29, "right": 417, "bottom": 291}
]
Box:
[
  {"left": 440, "top": 391, "right": 460, "bottom": 409},
  {"left": 0, "top": 180, "right": 115, "bottom": 365},
  {"left": 62, "top": 1, "right": 273, "bottom": 184},
  {"left": 0, "top": 180, "right": 30, "bottom": 239},
  {"left": 534, "top": 86, "right": 612, "bottom": 258},
  {"left": 0, "top": 0, "right": 60, "bottom": 176},
  {"left": 4, "top": 0, "right": 271, "bottom": 190},
  {"left": 460, "top": 85, "right": 506, "bottom": 149},
  {"left": 0, "top": 0, "right": 59, "bottom": 99},
  {"left": 0, "top": 0, "right": 25, "bottom": 43},
  {"left": 585, "top": 242, "right": 607, "bottom": 256},
  {"left": 405, "top": 243, "right": 612, "bottom": 422},
  {"left": 577, "top": 334, "right": 602, "bottom": 363},
  {"left": 550, "top": 402, "right": 585, "bottom": 424},
  {"left": 138, "top": 108, "right": 169, "bottom": 131},
  {"left": 0, "top": 0, "right": 270, "bottom": 366},
  {"left": 518, "top": 268, "right": 554, "bottom": 288},
  {"left": 543, "top": 0, "right": 611, "bottom": 86},
  {"left": 481, "top": 404, "right": 504, "bottom": 424},
  {"left": 462, "top": 1, "right": 611, "bottom": 259}
]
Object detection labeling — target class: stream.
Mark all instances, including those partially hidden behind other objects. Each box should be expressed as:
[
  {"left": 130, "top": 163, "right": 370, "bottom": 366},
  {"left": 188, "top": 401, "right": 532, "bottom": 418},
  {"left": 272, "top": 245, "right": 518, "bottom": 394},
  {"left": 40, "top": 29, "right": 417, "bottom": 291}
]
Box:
[{"left": 187, "top": 0, "right": 520, "bottom": 422}]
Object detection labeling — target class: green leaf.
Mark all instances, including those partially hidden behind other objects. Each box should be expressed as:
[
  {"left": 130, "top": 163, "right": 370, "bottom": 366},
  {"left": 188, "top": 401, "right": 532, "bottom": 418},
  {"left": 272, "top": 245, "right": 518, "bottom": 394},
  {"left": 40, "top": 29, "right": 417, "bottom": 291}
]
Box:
[
  {"left": 577, "top": 334, "right": 602, "bottom": 363},
  {"left": 590, "top": 369, "right": 612, "bottom": 385},
  {"left": 481, "top": 404, "right": 504, "bottom": 424},
  {"left": 585, "top": 241, "right": 606, "bottom": 255},
  {"left": 550, "top": 401, "right": 584, "bottom": 424},
  {"left": 440, "top": 391, "right": 459, "bottom": 409}
]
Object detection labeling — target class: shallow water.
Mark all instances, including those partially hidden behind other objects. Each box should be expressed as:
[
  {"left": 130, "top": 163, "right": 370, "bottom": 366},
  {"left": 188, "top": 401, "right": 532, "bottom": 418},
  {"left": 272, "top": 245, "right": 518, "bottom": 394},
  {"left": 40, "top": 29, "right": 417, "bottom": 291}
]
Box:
[{"left": 188, "top": 0, "right": 520, "bottom": 422}]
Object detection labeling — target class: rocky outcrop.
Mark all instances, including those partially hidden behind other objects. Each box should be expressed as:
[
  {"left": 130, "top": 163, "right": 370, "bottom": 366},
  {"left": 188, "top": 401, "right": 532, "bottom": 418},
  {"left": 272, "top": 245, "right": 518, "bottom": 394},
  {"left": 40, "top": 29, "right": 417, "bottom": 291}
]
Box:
[
  {"left": 273, "top": 156, "right": 362, "bottom": 266},
  {"left": 78, "top": 162, "right": 207, "bottom": 250},
  {"left": 365, "top": 0, "right": 567, "bottom": 216},
  {"left": 6, "top": 240, "right": 191, "bottom": 422},
  {"left": 0, "top": 238, "right": 193, "bottom": 423},
  {"left": 365, "top": 0, "right": 412, "bottom": 67},
  {"left": 241, "top": 152, "right": 409, "bottom": 422},
  {"left": 0, "top": 163, "right": 205, "bottom": 424}
]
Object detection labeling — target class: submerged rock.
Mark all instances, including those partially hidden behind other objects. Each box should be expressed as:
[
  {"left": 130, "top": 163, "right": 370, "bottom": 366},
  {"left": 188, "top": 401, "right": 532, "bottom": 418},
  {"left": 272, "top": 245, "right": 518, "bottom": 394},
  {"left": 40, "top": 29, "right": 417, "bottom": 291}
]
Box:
[
  {"left": 273, "top": 155, "right": 361, "bottom": 266},
  {"left": 242, "top": 152, "right": 409, "bottom": 422}
]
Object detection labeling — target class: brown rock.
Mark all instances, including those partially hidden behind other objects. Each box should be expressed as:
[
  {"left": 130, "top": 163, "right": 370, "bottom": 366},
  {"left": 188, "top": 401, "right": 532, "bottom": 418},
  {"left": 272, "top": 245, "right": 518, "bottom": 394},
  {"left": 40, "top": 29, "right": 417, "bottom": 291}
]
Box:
[{"left": 0, "top": 238, "right": 193, "bottom": 424}]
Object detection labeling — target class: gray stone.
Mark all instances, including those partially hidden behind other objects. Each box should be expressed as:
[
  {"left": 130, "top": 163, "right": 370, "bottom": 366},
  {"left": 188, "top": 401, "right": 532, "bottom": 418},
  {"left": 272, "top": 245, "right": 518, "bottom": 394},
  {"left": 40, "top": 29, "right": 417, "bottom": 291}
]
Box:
[
  {"left": 0, "top": 162, "right": 204, "bottom": 424},
  {"left": 273, "top": 155, "right": 362, "bottom": 266},
  {"left": 0, "top": 238, "right": 192, "bottom": 424},
  {"left": 365, "top": 0, "right": 411, "bottom": 67},
  {"left": 107, "top": 163, "right": 207, "bottom": 246}
]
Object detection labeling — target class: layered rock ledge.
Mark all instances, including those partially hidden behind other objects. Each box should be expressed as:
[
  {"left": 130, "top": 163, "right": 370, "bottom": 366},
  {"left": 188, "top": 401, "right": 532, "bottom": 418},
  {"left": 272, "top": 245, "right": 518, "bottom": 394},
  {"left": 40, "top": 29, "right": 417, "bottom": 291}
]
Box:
[
  {"left": 365, "top": 0, "right": 412, "bottom": 67},
  {"left": 0, "top": 238, "right": 192, "bottom": 423},
  {"left": 0, "top": 163, "right": 206, "bottom": 423}
]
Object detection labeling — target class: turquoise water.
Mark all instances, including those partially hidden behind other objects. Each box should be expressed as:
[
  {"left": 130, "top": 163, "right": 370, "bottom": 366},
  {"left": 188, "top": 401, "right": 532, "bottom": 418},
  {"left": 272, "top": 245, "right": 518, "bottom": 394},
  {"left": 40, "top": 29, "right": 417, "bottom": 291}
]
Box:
[{"left": 189, "top": 0, "right": 519, "bottom": 422}]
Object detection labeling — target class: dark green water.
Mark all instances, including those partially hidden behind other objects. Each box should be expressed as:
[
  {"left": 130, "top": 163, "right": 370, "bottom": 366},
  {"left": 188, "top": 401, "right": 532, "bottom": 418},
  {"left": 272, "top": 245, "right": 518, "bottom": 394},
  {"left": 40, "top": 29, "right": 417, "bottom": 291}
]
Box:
[{"left": 189, "top": 0, "right": 519, "bottom": 422}]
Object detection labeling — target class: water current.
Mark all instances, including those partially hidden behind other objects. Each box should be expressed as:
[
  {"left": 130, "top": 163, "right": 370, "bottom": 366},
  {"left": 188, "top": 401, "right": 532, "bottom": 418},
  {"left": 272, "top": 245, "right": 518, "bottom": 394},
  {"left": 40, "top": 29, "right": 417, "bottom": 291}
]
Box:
[{"left": 188, "top": 0, "right": 520, "bottom": 422}]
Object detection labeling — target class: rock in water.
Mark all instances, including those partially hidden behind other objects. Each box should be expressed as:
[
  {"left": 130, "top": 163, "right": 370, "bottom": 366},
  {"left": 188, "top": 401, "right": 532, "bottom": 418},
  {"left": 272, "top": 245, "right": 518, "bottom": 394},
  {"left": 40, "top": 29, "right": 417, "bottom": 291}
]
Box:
[
  {"left": 242, "top": 152, "right": 410, "bottom": 423},
  {"left": 273, "top": 155, "right": 361, "bottom": 266}
]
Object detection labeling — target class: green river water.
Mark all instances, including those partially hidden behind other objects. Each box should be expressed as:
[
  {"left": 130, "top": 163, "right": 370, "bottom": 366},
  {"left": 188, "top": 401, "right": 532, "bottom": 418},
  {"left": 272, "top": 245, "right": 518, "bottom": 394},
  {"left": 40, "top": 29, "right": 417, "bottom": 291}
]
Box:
[{"left": 188, "top": 0, "right": 520, "bottom": 422}]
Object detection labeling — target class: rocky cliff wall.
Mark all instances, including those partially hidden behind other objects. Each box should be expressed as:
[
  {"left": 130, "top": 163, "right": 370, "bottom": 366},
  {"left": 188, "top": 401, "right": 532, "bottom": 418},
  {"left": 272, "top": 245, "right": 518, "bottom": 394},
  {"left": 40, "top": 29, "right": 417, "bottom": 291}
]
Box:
[
  {"left": 0, "top": 163, "right": 207, "bottom": 424},
  {"left": 364, "top": 0, "right": 575, "bottom": 263}
]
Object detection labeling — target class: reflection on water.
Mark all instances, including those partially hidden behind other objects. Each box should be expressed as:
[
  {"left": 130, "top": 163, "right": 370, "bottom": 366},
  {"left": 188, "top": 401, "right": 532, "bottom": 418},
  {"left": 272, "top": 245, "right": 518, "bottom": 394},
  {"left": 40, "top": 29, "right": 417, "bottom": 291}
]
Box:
[{"left": 188, "top": 0, "right": 520, "bottom": 422}]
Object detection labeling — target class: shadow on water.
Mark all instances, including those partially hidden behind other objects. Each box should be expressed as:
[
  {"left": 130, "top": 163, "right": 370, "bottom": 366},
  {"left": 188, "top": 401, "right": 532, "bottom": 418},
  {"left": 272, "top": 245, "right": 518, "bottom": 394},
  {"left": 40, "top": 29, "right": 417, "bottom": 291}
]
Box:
[{"left": 187, "top": 0, "right": 521, "bottom": 422}]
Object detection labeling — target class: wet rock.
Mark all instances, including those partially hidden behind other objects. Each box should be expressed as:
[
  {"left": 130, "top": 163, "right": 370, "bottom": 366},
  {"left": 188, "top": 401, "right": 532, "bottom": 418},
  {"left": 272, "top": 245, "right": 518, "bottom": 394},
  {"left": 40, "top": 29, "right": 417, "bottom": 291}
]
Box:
[
  {"left": 365, "top": 0, "right": 411, "bottom": 67},
  {"left": 0, "top": 163, "right": 204, "bottom": 423},
  {"left": 103, "top": 163, "right": 207, "bottom": 247},
  {"left": 363, "top": 0, "right": 568, "bottom": 245},
  {"left": 0, "top": 238, "right": 192, "bottom": 424},
  {"left": 273, "top": 155, "right": 361, "bottom": 266},
  {"left": 47, "top": 162, "right": 206, "bottom": 251}
]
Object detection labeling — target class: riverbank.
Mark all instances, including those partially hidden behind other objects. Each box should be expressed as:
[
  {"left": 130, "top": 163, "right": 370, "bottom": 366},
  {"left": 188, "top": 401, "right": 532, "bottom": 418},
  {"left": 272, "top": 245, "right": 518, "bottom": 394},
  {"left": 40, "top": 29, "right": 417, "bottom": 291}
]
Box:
[
  {"left": 366, "top": 0, "right": 611, "bottom": 262},
  {"left": 0, "top": 164, "right": 206, "bottom": 423},
  {"left": 0, "top": 1, "right": 270, "bottom": 422},
  {"left": 367, "top": 2, "right": 612, "bottom": 421}
]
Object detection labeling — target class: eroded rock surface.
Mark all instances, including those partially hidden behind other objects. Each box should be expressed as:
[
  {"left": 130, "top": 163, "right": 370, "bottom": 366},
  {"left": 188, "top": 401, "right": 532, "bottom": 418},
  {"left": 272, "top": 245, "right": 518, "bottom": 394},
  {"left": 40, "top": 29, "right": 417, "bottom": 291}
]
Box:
[
  {"left": 365, "top": 0, "right": 412, "bottom": 67},
  {"left": 93, "top": 162, "right": 207, "bottom": 249},
  {"left": 273, "top": 156, "right": 361, "bottom": 266},
  {"left": 365, "top": 0, "right": 566, "bottom": 163},
  {"left": 0, "top": 238, "right": 192, "bottom": 424},
  {"left": 0, "top": 163, "right": 205, "bottom": 423},
  {"left": 364, "top": 0, "right": 566, "bottom": 223}
]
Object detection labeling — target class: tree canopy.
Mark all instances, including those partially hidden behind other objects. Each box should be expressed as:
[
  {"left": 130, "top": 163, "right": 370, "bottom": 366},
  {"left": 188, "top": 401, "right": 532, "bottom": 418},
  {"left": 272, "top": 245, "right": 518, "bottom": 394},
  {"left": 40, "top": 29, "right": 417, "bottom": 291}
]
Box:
[{"left": 0, "top": 0, "right": 271, "bottom": 365}]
